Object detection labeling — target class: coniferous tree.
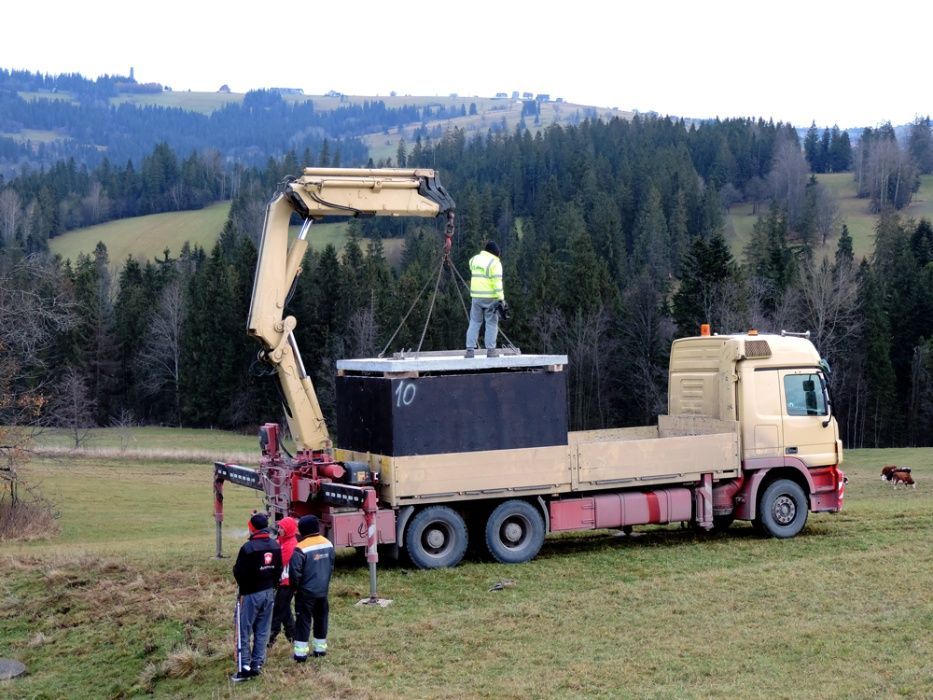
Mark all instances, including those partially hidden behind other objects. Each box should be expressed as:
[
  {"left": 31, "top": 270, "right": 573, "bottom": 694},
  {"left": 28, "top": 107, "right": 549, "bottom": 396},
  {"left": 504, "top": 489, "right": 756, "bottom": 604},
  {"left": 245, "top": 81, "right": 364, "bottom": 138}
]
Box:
[
  {"left": 70, "top": 242, "right": 119, "bottom": 421},
  {"left": 834, "top": 224, "right": 854, "bottom": 271},
  {"left": 804, "top": 122, "right": 820, "bottom": 172},
  {"left": 829, "top": 126, "right": 851, "bottom": 172},
  {"left": 672, "top": 232, "right": 743, "bottom": 336},
  {"left": 907, "top": 116, "right": 933, "bottom": 174},
  {"left": 856, "top": 263, "right": 897, "bottom": 446}
]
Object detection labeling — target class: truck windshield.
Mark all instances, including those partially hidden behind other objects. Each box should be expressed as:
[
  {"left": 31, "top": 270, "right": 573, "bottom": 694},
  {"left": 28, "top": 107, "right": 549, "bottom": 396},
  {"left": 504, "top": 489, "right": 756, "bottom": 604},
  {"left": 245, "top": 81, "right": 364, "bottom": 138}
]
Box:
[{"left": 784, "top": 374, "right": 827, "bottom": 416}]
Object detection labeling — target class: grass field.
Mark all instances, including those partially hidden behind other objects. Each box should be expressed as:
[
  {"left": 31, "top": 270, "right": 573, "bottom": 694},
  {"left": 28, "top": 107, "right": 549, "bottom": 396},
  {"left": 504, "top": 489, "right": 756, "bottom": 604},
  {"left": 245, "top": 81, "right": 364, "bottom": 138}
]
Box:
[
  {"left": 0, "top": 127, "right": 65, "bottom": 144},
  {"left": 725, "top": 173, "right": 933, "bottom": 264},
  {"left": 49, "top": 202, "right": 232, "bottom": 265},
  {"left": 1, "top": 432, "right": 930, "bottom": 698},
  {"left": 50, "top": 209, "right": 408, "bottom": 268}
]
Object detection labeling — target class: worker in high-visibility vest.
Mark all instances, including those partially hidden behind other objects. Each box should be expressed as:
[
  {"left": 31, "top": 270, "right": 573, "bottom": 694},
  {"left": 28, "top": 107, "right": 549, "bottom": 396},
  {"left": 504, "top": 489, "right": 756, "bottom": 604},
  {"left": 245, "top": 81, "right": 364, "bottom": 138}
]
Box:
[{"left": 465, "top": 241, "right": 508, "bottom": 358}]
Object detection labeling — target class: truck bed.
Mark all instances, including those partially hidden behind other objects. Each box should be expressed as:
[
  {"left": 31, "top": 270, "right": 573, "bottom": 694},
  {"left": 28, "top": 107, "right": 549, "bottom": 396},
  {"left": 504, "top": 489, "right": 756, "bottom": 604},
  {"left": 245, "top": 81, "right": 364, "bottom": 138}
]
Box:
[
  {"left": 569, "top": 416, "right": 741, "bottom": 490},
  {"left": 338, "top": 416, "right": 741, "bottom": 507}
]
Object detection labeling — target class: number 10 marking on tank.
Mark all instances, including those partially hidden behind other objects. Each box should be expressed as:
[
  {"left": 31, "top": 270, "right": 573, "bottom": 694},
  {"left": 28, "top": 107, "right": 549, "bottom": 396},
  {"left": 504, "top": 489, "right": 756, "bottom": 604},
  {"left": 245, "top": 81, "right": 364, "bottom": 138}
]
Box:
[{"left": 395, "top": 381, "right": 416, "bottom": 407}]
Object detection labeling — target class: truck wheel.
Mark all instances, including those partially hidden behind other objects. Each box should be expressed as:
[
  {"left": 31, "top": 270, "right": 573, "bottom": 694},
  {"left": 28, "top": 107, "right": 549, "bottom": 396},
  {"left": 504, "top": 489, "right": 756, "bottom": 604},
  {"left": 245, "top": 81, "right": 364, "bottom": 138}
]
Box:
[
  {"left": 484, "top": 500, "right": 545, "bottom": 564},
  {"left": 755, "top": 479, "right": 808, "bottom": 539},
  {"left": 404, "top": 506, "right": 468, "bottom": 569}
]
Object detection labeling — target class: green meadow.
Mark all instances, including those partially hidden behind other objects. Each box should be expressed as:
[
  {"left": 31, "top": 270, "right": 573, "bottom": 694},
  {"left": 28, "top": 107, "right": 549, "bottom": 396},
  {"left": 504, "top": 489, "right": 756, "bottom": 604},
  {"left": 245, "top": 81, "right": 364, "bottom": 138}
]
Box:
[
  {"left": 49, "top": 202, "right": 232, "bottom": 264},
  {"left": 50, "top": 206, "right": 408, "bottom": 267},
  {"left": 1, "top": 431, "right": 929, "bottom": 698},
  {"left": 726, "top": 173, "right": 933, "bottom": 263}
]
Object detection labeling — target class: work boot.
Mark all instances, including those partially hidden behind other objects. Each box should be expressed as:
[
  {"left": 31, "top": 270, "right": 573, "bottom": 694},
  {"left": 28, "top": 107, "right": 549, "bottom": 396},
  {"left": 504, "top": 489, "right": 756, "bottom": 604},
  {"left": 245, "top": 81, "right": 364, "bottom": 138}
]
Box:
[
  {"left": 313, "top": 651, "right": 327, "bottom": 658},
  {"left": 487, "top": 348, "right": 500, "bottom": 358},
  {"left": 230, "top": 669, "right": 253, "bottom": 683},
  {"left": 293, "top": 655, "right": 308, "bottom": 663},
  {"left": 464, "top": 348, "right": 475, "bottom": 358}
]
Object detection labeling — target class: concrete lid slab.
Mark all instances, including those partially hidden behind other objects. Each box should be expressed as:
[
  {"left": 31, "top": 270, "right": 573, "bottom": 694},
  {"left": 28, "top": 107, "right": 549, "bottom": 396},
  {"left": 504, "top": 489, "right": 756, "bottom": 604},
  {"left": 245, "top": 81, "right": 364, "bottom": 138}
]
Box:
[{"left": 337, "top": 351, "right": 568, "bottom": 374}]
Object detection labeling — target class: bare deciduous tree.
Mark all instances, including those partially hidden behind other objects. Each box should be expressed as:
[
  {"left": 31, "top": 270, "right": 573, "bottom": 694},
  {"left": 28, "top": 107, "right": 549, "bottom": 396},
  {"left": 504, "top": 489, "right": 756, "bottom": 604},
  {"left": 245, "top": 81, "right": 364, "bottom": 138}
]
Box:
[
  {"left": 137, "top": 279, "right": 186, "bottom": 425},
  {"left": 81, "top": 181, "right": 110, "bottom": 224},
  {"left": 53, "top": 368, "right": 97, "bottom": 449},
  {"left": 0, "top": 189, "right": 22, "bottom": 244},
  {"left": 790, "top": 257, "right": 861, "bottom": 362},
  {"left": 530, "top": 306, "right": 616, "bottom": 430},
  {"left": 109, "top": 408, "right": 137, "bottom": 453},
  {"left": 861, "top": 138, "right": 919, "bottom": 211},
  {"left": 768, "top": 136, "right": 809, "bottom": 229},
  {"left": 619, "top": 275, "right": 674, "bottom": 424},
  {"left": 0, "top": 256, "right": 75, "bottom": 536},
  {"left": 348, "top": 296, "right": 379, "bottom": 358},
  {"left": 813, "top": 184, "right": 841, "bottom": 246},
  {"left": 746, "top": 277, "right": 797, "bottom": 333}
]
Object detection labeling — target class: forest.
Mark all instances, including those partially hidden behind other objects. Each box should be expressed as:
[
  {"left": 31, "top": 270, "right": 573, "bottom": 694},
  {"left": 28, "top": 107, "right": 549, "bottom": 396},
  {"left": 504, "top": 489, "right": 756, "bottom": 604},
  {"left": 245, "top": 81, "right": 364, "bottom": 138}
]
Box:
[
  {"left": 1, "top": 108, "right": 933, "bottom": 451},
  {"left": 0, "top": 68, "right": 459, "bottom": 173}
]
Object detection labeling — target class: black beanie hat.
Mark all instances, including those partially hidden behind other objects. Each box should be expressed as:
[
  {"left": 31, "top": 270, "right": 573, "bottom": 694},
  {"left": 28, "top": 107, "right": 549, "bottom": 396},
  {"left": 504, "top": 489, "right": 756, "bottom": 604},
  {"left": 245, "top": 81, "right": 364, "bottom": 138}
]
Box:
[
  {"left": 249, "top": 512, "right": 268, "bottom": 531},
  {"left": 298, "top": 514, "right": 320, "bottom": 537},
  {"left": 484, "top": 241, "right": 500, "bottom": 257}
]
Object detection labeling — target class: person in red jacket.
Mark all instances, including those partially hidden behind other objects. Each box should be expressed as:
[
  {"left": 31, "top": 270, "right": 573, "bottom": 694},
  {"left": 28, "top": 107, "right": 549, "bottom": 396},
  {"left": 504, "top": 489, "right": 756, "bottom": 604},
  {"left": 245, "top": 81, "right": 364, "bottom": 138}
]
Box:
[{"left": 268, "top": 516, "right": 298, "bottom": 648}]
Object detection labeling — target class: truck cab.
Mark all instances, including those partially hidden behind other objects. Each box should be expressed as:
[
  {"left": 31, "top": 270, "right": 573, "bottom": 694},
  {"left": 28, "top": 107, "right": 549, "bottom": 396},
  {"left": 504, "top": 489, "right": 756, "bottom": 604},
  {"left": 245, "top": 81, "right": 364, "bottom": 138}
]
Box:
[{"left": 669, "top": 332, "right": 845, "bottom": 527}]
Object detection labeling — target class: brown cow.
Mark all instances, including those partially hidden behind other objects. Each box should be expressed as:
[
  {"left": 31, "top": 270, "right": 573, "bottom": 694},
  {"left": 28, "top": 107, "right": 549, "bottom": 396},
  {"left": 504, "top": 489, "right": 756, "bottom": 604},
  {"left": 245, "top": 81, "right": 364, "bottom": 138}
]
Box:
[
  {"left": 890, "top": 470, "right": 916, "bottom": 489},
  {"left": 881, "top": 465, "right": 911, "bottom": 482}
]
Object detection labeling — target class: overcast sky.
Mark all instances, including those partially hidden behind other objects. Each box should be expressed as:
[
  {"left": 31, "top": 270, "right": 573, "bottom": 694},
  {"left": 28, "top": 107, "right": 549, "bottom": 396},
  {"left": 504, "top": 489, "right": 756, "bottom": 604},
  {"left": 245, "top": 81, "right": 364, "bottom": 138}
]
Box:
[{"left": 2, "top": 0, "right": 928, "bottom": 129}]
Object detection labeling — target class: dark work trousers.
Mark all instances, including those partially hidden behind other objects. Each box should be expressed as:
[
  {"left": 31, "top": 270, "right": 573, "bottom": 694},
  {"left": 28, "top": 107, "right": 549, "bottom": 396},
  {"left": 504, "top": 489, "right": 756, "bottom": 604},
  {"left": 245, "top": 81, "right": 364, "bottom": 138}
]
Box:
[
  {"left": 294, "top": 593, "right": 329, "bottom": 646},
  {"left": 234, "top": 588, "right": 274, "bottom": 672},
  {"left": 270, "top": 585, "right": 295, "bottom": 642}
]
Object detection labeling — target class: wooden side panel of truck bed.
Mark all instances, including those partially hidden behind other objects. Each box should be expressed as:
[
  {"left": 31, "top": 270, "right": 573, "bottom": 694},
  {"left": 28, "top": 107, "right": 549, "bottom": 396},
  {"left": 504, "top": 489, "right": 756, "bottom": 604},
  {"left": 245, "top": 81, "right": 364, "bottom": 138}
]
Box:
[
  {"left": 569, "top": 416, "right": 741, "bottom": 489},
  {"left": 339, "top": 417, "right": 740, "bottom": 507},
  {"left": 337, "top": 445, "right": 571, "bottom": 507}
]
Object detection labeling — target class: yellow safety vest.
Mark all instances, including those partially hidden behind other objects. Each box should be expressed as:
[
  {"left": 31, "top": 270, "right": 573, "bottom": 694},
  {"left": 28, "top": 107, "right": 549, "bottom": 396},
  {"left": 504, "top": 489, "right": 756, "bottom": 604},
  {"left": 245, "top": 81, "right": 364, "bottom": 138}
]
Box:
[{"left": 469, "top": 251, "right": 504, "bottom": 300}]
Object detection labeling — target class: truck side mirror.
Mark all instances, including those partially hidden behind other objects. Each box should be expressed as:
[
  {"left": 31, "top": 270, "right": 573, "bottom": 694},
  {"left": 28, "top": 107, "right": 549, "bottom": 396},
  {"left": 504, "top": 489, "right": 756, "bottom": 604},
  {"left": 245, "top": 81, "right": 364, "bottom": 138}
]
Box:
[{"left": 819, "top": 375, "right": 832, "bottom": 428}]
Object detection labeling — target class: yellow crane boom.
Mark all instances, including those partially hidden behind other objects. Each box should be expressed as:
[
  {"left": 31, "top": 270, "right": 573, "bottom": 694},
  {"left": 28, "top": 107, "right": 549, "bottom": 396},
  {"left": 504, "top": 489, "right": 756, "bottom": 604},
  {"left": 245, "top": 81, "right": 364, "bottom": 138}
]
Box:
[{"left": 246, "top": 168, "right": 455, "bottom": 451}]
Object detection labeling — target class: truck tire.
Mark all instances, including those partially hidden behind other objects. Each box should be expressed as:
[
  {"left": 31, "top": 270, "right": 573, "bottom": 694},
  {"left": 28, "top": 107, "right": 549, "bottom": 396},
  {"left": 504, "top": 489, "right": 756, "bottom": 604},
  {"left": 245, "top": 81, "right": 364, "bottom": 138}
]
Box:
[
  {"left": 484, "top": 499, "right": 545, "bottom": 564},
  {"left": 404, "top": 506, "right": 468, "bottom": 569},
  {"left": 755, "top": 479, "right": 808, "bottom": 539}
]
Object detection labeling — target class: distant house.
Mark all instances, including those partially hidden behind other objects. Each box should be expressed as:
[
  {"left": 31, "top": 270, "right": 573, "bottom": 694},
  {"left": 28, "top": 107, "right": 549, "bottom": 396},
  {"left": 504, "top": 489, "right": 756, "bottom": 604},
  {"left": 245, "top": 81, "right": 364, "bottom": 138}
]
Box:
[
  {"left": 495, "top": 92, "right": 508, "bottom": 98},
  {"left": 522, "top": 91, "right": 533, "bottom": 99},
  {"left": 556, "top": 97, "right": 564, "bottom": 103},
  {"left": 272, "top": 87, "right": 304, "bottom": 95},
  {"left": 325, "top": 89, "right": 343, "bottom": 97},
  {"left": 535, "top": 93, "right": 550, "bottom": 102},
  {"left": 512, "top": 91, "right": 519, "bottom": 99},
  {"left": 218, "top": 84, "right": 231, "bottom": 94}
]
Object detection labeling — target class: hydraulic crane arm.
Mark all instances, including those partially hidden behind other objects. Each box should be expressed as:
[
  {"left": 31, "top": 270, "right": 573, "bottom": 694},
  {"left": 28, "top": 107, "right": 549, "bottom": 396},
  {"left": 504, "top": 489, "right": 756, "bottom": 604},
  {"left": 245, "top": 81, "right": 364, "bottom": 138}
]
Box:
[{"left": 247, "top": 168, "right": 455, "bottom": 451}]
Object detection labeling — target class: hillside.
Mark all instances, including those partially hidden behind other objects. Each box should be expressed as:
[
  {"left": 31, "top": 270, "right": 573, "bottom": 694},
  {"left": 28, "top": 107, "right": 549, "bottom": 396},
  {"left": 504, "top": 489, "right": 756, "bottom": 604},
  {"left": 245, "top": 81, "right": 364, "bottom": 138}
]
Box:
[
  {"left": 49, "top": 203, "right": 408, "bottom": 266},
  {"left": 11, "top": 87, "right": 630, "bottom": 167},
  {"left": 725, "top": 173, "right": 933, "bottom": 262},
  {"left": 52, "top": 172, "right": 933, "bottom": 270},
  {"left": 49, "top": 202, "right": 232, "bottom": 264}
]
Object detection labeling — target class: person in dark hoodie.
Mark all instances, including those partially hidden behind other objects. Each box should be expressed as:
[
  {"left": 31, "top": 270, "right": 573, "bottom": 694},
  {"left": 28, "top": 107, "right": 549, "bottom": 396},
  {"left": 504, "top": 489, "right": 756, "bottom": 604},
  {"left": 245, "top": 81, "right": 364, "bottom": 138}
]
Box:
[
  {"left": 290, "top": 514, "right": 335, "bottom": 662},
  {"left": 231, "top": 511, "right": 282, "bottom": 683},
  {"left": 268, "top": 516, "right": 298, "bottom": 648}
]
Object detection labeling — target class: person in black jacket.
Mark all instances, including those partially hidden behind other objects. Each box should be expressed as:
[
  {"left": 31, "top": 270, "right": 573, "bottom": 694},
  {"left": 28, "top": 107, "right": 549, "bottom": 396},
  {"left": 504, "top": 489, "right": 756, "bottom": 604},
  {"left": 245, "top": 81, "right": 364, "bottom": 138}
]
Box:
[
  {"left": 231, "top": 512, "right": 282, "bottom": 682},
  {"left": 290, "top": 515, "right": 335, "bottom": 662}
]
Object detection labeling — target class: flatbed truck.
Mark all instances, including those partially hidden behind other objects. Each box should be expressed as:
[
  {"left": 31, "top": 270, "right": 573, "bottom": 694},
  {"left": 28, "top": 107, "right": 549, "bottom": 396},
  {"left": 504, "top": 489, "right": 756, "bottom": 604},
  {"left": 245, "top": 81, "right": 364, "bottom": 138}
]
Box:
[{"left": 213, "top": 168, "right": 846, "bottom": 569}]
